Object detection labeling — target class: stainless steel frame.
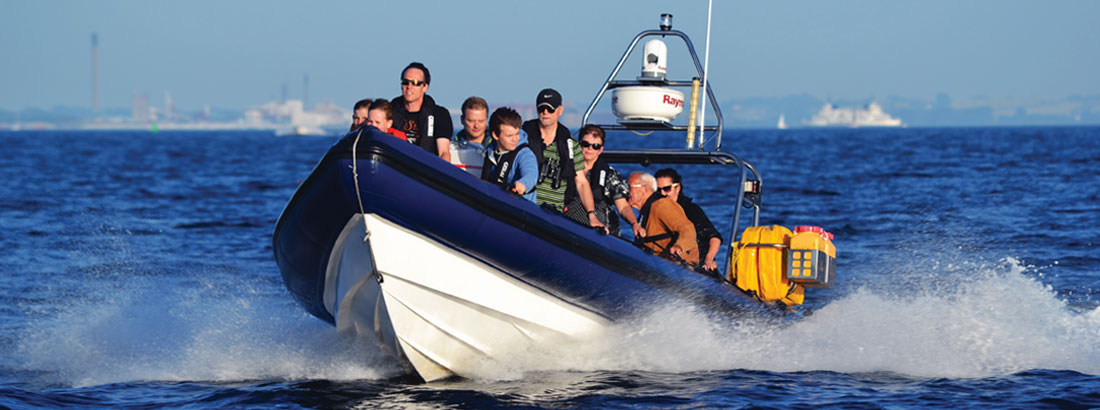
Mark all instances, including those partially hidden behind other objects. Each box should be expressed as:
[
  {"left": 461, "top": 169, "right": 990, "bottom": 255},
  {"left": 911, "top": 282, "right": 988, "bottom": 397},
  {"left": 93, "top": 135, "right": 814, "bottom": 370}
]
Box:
[
  {"left": 582, "top": 17, "right": 762, "bottom": 278},
  {"left": 580, "top": 29, "right": 725, "bottom": 150}
]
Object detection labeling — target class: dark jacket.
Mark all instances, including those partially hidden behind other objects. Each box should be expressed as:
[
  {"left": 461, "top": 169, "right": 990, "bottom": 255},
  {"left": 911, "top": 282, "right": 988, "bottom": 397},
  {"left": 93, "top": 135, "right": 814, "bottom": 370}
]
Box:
[
  {"left": 521, "top": 119, "right": 577, "bottom": 201},
  {"left": 677, "top": 195, "right": 722, "bottom": 258},
  {"left": 587, "top": 158, "right": 628, "bottom": 234},
  {"left": 391, "top": 94, "right": 454, "bottom": 156}
]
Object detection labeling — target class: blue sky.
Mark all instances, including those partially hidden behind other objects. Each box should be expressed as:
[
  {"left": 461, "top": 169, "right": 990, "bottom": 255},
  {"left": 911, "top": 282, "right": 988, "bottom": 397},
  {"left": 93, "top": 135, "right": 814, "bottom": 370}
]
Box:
[{"left": 1, "top": 0, "right": 1098, "bottom": 112}]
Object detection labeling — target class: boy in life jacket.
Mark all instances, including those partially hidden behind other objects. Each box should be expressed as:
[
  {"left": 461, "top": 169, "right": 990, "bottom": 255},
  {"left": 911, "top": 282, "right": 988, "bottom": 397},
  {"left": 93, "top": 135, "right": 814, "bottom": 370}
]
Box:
[{"left": 481, "top": 107, "right": 538, "bottom": 203}]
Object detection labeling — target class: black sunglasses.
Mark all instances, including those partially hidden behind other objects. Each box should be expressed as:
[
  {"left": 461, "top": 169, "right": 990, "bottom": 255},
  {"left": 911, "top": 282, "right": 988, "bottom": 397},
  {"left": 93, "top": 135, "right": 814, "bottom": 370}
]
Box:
[
  {"left": 401, "top": 78, "right": 426, "bottom": 87},
  {"left": 579, "top": 140, "right": 603, "bottom": 150},
  {"left": 538, "top": 105, "right": 557, "bottom": 114},
  {"left": 658, "top": 183, "right": 679, "bottom": 193}
]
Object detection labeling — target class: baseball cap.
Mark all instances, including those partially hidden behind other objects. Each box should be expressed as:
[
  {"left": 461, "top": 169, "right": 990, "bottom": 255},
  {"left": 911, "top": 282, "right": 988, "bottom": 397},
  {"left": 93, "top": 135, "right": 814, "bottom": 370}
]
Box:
[{"left": 536, "top": 88, "right": 562, "bottom": 110}]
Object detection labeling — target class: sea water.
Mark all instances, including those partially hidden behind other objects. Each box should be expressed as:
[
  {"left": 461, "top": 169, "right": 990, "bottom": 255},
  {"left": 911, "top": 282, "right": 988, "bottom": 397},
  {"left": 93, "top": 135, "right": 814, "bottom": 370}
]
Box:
[{"left": 1, "top": 127, "right": 1097, "bottom": 408}]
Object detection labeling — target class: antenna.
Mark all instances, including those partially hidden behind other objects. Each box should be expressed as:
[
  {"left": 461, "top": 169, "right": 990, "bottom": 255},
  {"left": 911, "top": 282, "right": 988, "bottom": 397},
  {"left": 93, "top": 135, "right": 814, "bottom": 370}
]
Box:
[{"left": 696, "top": 0, "right": 713, "bottom": 149}]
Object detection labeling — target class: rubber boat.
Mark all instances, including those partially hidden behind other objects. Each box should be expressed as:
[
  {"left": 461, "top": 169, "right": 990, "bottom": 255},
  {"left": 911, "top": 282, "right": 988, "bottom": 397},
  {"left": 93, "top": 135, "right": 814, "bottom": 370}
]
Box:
[{"left": 273, "top": 13, "right": 836, "bottom": 382}]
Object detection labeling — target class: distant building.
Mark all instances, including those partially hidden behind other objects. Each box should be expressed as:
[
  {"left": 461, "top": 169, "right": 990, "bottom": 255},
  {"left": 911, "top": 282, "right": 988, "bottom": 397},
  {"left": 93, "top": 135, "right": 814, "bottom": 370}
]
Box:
[
  {"left": 164, "top": 92, "right": 175, "bottom": 121},
  {"left": 132, "top": 93, "right": 150, "bottom": 123}
]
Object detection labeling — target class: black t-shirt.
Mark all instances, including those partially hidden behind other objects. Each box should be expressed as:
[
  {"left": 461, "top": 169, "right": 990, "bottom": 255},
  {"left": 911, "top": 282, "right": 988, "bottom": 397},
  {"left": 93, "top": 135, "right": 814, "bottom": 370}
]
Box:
[{"left": 391, "top": 94, "right": 453, "bottom": 156}]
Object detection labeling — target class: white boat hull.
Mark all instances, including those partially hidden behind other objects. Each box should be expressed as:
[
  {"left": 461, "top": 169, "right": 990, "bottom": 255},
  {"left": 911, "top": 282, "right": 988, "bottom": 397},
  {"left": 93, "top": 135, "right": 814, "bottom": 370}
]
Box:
[{"left": 323, "top": 213, "right": 610, "bottom": 381}]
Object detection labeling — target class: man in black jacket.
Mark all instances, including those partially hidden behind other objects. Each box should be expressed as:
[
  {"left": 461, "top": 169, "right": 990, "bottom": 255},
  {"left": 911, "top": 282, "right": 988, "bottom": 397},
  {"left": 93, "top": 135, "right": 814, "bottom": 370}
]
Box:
[{"left": 391, "top": 62, "right": 453, "bottom": 161}]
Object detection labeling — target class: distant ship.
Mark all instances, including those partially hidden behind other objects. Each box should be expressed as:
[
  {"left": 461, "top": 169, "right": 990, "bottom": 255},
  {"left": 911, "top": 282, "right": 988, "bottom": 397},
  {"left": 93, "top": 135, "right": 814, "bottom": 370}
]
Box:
[
  {"left": 805, "top": 101, "right": 903, "bottom": 127},
  {"left": 777, "top": 113, "right": 788, "bottom": 129},
  {"left": 276, "top": 125, "right": 328, "bottom": 136}
]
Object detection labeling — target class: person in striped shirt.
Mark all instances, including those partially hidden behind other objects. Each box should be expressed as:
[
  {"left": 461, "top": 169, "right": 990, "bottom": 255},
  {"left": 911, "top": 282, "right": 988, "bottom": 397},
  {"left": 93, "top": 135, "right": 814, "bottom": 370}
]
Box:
[{"left": 520, "top": 88, "right": 604, "bottom": 231}]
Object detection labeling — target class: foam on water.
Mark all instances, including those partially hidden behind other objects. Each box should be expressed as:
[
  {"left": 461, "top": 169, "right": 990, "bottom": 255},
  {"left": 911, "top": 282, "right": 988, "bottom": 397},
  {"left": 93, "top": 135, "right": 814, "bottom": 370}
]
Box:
[
  {"left": 452, "top": 257, "right": 1100, "bottom": 381},
  {"left": 760, "top": 258, "right": 1100, "bottom": 378},
  {"left": 14, "top": 237, "right": 1097, "bottom": 386},
  {"left": 15, "top": 267, "right": 400, "bottom": 388}
]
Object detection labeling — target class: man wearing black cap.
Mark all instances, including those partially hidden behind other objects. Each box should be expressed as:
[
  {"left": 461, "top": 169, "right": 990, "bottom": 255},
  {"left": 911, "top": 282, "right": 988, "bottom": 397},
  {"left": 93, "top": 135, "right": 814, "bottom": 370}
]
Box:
[
  {"left": 521, "top": 88, "right": 604, "bottom": 230},
  {"left": 391, "top": 62, "right": 453, "bottom": 161}
]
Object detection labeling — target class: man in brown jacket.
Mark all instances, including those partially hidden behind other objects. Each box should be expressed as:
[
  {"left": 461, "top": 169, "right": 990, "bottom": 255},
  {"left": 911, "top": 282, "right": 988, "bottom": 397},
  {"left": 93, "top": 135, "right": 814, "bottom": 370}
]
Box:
[{"left": 628, "top": 172, "right": 699, "bottom": 265}]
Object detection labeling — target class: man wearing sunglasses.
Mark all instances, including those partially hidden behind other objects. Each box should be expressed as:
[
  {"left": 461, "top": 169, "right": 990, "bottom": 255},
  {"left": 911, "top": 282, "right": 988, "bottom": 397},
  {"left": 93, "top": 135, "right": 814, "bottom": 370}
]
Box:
[
  {"left": 520, "top": 88, "right": 604, "bottom": 230},
  {"left": 628, "top": 172, "right": 699, "bottom": 266},
  {"left": 391, "top": 62, "right": 453, "bottom": 162}
]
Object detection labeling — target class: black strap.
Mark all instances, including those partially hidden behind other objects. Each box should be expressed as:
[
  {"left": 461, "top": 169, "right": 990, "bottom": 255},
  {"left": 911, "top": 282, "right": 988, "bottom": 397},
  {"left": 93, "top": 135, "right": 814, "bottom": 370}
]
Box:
[
  {"left": 531, "top": 131, "right": 573, "bottom": 186},
  {"left": 637, "top": 191, "right": 663, "bottom": 227},
  {"left": 588, "top": 159, "right": 612, "bottom": 204},
  {"left": 636, "top": 232, "right": 676, "bottom": 244},
  {"left": 669, "top": 252, "right": 701, "bottom": 271},
  {"left": 483, "top": 143, "right": 529, "bottom": 187},
  {"left": 633, "top": 231, "right": 679, "bottom": 259}
]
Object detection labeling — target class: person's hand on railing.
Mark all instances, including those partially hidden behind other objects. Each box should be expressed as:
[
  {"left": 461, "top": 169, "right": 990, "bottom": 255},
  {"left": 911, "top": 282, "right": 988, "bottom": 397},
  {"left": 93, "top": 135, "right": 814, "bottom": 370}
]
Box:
[
  {"left": 703, "top": 257, "right": 718, "bottom": 271},
  {"left": 587, "top": 211, "right": 606, "bottom": 230}
]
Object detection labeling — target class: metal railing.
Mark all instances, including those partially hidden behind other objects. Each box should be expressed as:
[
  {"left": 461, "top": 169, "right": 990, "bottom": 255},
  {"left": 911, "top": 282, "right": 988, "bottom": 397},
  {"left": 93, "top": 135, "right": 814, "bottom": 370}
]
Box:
[{"left": 581, "top": 29, "right": 725, "bottom": 151}]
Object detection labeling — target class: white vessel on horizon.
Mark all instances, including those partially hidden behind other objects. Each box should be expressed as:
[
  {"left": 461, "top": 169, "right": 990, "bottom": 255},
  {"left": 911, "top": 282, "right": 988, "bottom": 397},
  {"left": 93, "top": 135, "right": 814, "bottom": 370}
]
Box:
[{"left": 805, "top": 101, "right": 903, "bottom": 128}]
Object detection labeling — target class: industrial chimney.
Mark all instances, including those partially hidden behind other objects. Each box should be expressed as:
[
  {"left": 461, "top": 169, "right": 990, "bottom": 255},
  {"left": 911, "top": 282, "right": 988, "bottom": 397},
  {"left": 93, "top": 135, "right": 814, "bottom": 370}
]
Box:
[
  {"left": 303, "top": 74, "right": 310, "bottom": 110},
  {"left": 92, "top": 33, "right": 99, "bottom": 113}
]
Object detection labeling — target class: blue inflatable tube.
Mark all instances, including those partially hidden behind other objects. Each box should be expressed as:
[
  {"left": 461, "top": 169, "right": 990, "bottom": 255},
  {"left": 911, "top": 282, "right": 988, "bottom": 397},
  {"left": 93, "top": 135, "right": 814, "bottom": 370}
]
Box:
[{"left": 273, "top": 127, "right": 773, "bottom": 325}]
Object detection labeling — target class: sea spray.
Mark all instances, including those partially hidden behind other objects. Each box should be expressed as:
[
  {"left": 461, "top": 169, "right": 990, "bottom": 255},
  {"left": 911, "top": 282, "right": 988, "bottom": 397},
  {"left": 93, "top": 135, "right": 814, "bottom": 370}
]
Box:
[
  {"left": 14, "top": 212, "right": 1099, "bottom": 386},
  {"left": 453, "top": 257, "right": 1099, "bottom": 382},
  {"left": 17, "top": 226, "right": 1099, "bottom": 387},
  {"left": 16, "top": 261, "right": 400, "bottom": 388}
]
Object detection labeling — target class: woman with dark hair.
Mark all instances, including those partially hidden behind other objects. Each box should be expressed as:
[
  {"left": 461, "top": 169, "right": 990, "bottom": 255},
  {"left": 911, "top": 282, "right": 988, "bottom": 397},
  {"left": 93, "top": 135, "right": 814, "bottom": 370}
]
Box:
[
  {"left": 578, "top": 125, "right": 645, "bottom": 238},
  {"left": 654, "top": 168, "right": 722, "bottom": 274}
]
